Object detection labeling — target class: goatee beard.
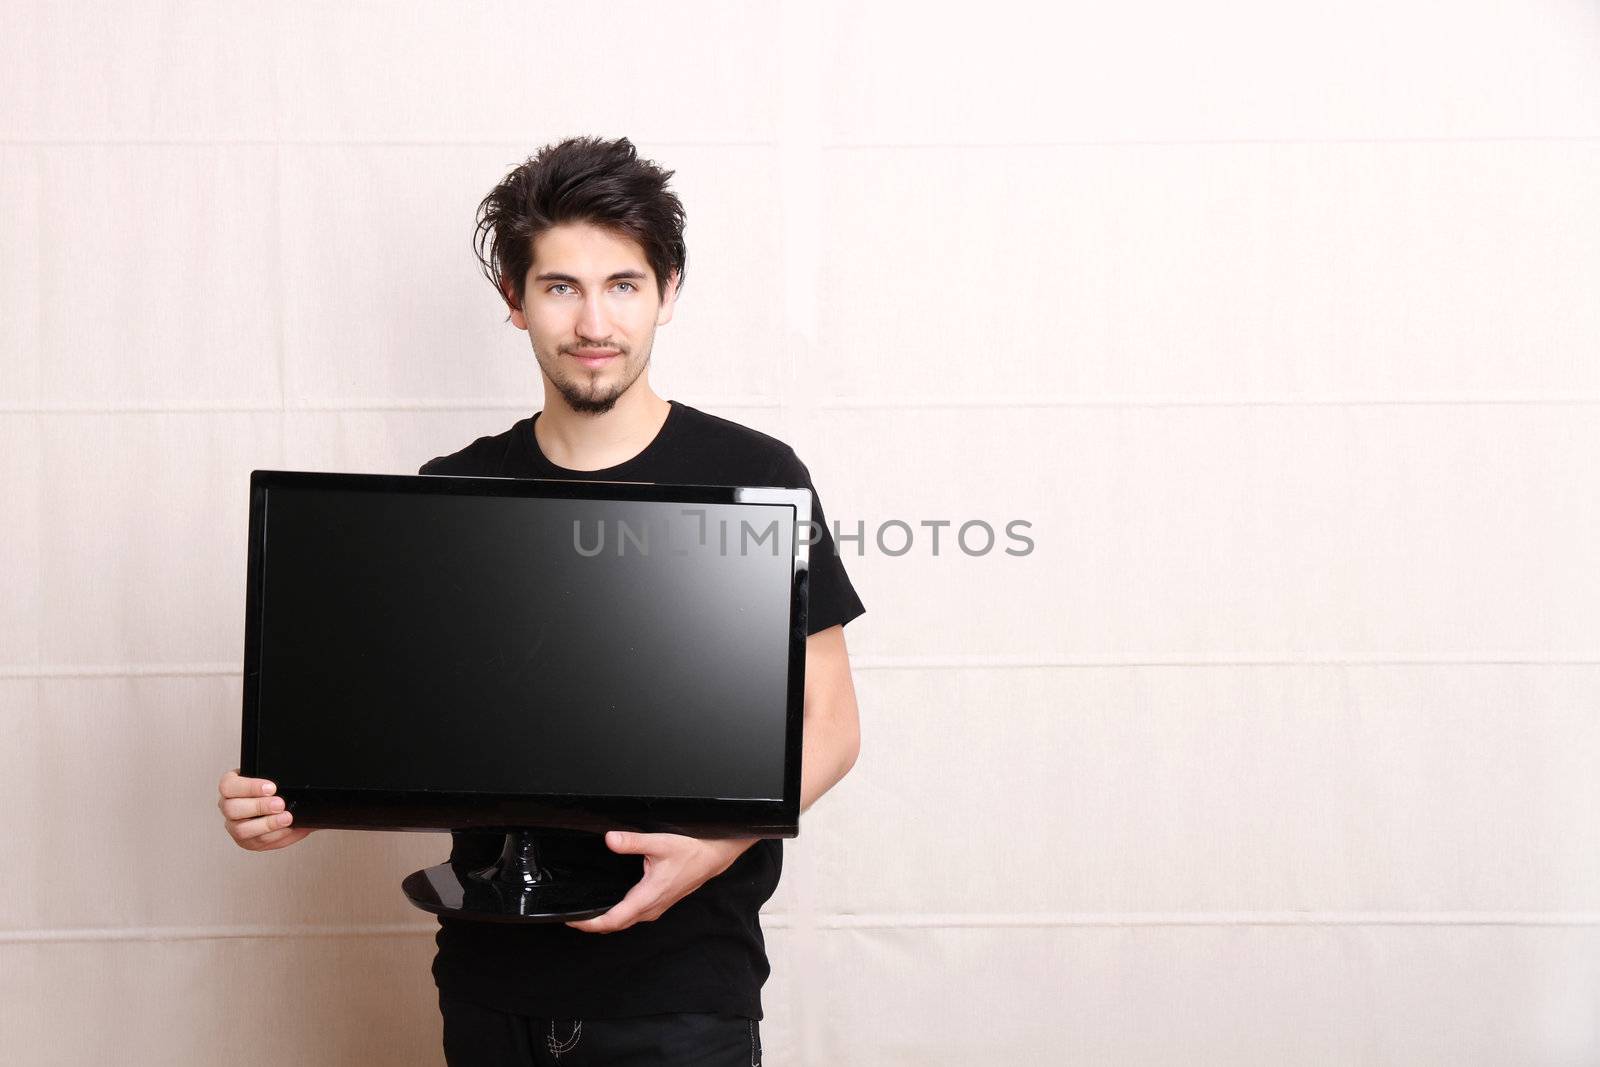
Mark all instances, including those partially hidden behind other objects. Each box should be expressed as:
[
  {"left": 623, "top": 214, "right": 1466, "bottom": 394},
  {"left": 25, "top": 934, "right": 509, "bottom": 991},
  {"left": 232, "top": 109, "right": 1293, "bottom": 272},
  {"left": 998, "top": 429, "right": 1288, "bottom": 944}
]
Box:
[
  {"left": 560, "top": 385, "right": 623, "bottom": 415},
  {"left": 547, "top": 344, "right": 649, "bottom": 416}
]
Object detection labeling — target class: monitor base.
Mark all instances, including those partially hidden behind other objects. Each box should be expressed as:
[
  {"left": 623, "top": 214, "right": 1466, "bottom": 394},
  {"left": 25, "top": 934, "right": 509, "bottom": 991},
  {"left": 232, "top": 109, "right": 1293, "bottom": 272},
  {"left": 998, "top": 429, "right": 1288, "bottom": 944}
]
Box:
[{"left": 402, "top": 830, "right": 634, "bottom": 923}]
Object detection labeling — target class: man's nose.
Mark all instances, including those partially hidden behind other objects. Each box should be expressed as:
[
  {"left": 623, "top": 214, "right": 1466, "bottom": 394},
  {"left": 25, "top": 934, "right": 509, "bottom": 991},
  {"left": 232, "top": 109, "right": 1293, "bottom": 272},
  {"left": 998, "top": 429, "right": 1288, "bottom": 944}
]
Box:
[{"left": 577, "top": 294, "right": 611, "bottom": 342}]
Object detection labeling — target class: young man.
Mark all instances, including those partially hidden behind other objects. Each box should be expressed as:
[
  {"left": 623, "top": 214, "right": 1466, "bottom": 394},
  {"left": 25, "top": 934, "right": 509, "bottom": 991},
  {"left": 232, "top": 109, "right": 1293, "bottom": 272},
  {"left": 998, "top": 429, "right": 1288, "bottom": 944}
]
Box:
[{"left": 217, "top": 136, "right": 865, "bottom": 1065}]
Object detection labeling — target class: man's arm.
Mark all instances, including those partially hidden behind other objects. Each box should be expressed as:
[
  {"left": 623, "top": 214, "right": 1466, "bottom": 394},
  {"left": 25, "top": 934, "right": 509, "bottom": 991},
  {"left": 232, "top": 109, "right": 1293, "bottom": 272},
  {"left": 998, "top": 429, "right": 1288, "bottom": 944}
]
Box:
[
  {"left": 567, "top": 624, "right": 862, "bottom": 933},
  {"left": 797, "top": 623, "right": 862, "bottom": 812}
]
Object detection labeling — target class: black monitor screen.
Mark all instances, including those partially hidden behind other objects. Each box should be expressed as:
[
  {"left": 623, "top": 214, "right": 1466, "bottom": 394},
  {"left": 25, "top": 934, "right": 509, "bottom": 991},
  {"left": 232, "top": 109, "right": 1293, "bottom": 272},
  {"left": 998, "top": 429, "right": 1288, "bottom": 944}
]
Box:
[{"left": 250, "top": 479, "right": 803, "bottom": 804}]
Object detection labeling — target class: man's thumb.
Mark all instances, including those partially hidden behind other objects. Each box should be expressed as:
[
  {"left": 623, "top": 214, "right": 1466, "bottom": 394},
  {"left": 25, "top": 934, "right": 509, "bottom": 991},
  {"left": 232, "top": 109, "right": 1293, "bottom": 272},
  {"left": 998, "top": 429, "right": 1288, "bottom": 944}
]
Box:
[{"left": 606, "top": 830, "right": 648, "bottom": 855}]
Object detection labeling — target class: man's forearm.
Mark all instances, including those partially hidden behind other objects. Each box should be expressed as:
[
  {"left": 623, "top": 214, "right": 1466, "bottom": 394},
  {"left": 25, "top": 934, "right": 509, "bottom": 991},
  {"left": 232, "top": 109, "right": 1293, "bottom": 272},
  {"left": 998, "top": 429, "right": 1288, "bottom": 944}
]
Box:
[
  {"left": 705, "top": 678, "right": 857, "bottom": 871},
  {"left": 714, "top": 625, "right": 860, "bottom": 861},
  {"left": 799, "top": 696, "right": 860, "bottom": 814},
  {"left": 798, "top": 624, "right": 862, "bottom": 815}
]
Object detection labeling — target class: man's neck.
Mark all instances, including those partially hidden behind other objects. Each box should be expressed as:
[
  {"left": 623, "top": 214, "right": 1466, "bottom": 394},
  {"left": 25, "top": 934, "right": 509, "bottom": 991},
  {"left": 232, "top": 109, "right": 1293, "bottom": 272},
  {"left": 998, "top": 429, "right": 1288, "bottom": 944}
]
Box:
[{"left": 534, "top": 383, "right": 671, "bottom": 472}]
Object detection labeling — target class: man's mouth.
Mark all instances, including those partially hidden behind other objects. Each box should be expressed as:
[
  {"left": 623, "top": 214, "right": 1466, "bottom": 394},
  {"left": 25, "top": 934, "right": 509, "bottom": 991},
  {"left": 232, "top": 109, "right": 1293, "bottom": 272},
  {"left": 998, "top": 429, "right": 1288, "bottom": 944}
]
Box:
[{"left": 571, "top": 349, "right": 620, "bottom": 368}]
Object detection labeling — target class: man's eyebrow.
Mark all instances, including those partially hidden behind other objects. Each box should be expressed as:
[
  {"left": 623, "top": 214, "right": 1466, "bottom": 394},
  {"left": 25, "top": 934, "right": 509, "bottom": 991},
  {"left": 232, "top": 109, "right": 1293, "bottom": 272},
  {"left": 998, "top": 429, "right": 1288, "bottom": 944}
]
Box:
[{"left": 532, "top": 270, "right": 649, "bottom": 284}]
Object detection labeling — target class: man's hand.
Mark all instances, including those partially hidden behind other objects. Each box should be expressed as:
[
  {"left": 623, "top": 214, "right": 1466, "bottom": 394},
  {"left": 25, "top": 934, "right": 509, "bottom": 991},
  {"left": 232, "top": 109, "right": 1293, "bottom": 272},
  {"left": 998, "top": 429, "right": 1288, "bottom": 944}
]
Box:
[
  {"left": 217, "top": 769, "right": 315, "bottom": 851},
  {"left": 566, "top": 831, "right": 756, "bottom": 934},
  {"left": 569, "top": 627, "right": 859, "bottom": 934}
]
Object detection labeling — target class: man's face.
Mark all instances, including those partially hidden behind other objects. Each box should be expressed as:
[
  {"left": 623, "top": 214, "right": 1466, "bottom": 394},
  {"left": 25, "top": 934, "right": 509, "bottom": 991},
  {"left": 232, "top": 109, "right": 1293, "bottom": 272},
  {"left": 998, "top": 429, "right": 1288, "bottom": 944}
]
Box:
[{"left": 510, "top": 222, "right": 679, "bottom": 415}]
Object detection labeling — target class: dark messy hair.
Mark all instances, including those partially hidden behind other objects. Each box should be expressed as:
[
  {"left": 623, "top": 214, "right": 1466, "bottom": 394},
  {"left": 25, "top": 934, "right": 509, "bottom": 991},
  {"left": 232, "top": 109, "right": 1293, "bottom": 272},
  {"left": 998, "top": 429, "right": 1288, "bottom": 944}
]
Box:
[{"left": 474, "top": 135, "right": 687, "bottom": 310}]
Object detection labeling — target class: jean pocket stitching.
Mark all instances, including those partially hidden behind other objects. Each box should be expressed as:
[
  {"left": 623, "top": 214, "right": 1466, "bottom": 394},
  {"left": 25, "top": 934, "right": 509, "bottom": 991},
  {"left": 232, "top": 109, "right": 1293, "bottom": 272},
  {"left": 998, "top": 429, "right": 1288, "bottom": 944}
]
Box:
[{"left": 547, "top": 1019, "right": 582, "bottom": 1058}]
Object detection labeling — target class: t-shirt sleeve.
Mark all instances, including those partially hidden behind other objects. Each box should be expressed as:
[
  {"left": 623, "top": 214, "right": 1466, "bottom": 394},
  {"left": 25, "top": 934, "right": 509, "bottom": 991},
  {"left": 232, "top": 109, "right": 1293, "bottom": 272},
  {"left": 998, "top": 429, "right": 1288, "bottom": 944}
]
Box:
[{"left": 766, "top": 447, "right": 866, "bottom": 635}]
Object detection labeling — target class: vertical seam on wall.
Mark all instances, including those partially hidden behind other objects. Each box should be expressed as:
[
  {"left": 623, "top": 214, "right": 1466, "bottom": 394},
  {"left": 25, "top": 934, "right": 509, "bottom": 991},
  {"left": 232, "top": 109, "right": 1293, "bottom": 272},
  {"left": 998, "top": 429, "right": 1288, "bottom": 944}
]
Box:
[
  {"left": 271, "top": 139, "right": 289, "bottom": 464},
  {"left": 778, "top": 4, "right": 826, "bottom": 1064}
]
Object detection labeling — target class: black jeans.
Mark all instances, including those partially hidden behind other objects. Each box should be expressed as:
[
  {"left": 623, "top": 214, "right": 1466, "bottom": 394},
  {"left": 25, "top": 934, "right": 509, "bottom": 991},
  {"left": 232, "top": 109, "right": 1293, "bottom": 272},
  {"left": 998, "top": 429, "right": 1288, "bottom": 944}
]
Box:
[{"left": 439, "top": 995, "right": 762, "bottom": 1067}]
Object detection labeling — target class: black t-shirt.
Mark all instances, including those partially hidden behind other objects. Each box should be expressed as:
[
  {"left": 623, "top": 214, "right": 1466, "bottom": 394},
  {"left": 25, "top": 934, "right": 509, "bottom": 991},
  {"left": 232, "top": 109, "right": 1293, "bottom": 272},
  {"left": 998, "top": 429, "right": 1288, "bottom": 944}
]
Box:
[{"left": 416, "top": 399, "right": 865, "bottom": 1019}]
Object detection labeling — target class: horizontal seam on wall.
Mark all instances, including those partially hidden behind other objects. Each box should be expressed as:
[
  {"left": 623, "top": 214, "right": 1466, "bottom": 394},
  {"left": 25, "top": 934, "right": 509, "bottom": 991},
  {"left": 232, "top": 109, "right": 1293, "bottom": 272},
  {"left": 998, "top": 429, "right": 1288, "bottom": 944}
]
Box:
[
  {"left": 6, "top": 658, "right": 1600, "bottom": 681},
  {"left": 7, "top": 397, "right": 1600, "bottom": 416},
  {"left": 814, "top": 395, "right": 1600, "bottom": 409},
  {"left": 5, "top": 912, "right": 1598, "bottom": 945},
  {"left": 0, "top": 396, "right": 785, "bottom": 415},
  {"left": 4, "top": 136, "right": 1598, "bottom": 149},
  {"left": 0, "top": 139, "right": 783, "bottom": 149},
  {"left": 849, "top": 656, "right": 1600, "bottom": 670},
  {"left": 817, "top": 911, "right": 1600, "bottom": 929},
  {"left": 824, "top": 135, "right": 1600, "bottom": 148}
]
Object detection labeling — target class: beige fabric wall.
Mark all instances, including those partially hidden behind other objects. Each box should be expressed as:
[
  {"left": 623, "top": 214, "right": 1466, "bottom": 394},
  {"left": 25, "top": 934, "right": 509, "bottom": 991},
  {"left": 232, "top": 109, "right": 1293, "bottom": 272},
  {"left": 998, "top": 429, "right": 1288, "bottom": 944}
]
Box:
[{"left": 5, "top": 2, "right": 1599, "bottom": 1064}]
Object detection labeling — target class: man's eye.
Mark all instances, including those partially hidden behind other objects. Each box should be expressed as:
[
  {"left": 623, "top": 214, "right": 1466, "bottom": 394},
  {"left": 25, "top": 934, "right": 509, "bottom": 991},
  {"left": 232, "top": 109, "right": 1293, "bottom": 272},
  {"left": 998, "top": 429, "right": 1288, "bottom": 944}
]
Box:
[
  {"left": 550, "top": 284, "right": 574, "bottom": 295},
  {"left": 614, "top": 282, "right": 636, "bottom": 293}
]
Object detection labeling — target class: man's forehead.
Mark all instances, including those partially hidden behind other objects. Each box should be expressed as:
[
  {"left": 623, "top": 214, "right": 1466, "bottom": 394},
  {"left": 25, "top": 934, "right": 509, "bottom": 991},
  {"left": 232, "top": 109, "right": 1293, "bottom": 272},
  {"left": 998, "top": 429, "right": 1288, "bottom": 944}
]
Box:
[{"left": 529, "top": 223, "right": 652, "bottom": 277}]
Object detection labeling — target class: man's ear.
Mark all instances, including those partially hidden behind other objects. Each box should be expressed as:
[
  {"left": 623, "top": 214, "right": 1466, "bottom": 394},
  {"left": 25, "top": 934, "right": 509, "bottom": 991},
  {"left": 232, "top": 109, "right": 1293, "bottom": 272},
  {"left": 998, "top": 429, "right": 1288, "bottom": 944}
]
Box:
[
  {"left": 655, "top": 270, "right": 681, "bottom": 327},
  {"left": 502, "top": 275, "right": 528, "bottom": 331}
]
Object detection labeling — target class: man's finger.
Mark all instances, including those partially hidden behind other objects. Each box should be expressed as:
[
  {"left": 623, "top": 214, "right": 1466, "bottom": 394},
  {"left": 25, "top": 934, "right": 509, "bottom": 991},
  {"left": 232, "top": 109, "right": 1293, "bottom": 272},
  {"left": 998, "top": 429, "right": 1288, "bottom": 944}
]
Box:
[
  {"left": 228, "top": 811, "right": 294, "bottom": 843},
  {"left": 602, "top": 830, "right": 672, "bottom": 857},
  {"left": 220, "top": 772, "right": 276, "bottom": 800},
  {"left": 248, "top": 826, "right": 311, "bottom": 850},
  {"left": 566, "top": 879, "right": 658, "bottom": 934},
  {"left": 220, "top": 795, "right": 286, "bottom": 822}
]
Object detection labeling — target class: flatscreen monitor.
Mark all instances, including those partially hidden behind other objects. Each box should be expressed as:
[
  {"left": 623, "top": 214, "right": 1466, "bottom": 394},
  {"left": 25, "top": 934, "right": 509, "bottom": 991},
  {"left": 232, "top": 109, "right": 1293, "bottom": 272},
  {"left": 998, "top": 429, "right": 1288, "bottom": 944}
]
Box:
[{"left": 239, "top": 469, "right": 811, "bottom": 921}]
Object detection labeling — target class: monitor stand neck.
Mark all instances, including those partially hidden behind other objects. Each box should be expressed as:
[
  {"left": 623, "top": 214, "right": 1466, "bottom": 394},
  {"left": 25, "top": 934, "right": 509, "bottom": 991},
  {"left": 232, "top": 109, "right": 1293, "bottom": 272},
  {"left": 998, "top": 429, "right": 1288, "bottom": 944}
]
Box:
[
  {"left": 401, "top": 829, "right": 636, "bottom": 924},
  {"left": 479, "top": 830, "right": 553, "bottom": 892}
]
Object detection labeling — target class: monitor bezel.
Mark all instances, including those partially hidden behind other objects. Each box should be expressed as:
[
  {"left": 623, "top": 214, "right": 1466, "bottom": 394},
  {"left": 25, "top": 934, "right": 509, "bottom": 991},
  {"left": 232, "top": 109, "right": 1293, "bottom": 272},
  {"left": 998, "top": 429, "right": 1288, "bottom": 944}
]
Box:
[{"left": 240, "top": 469, "right": 810, "bottom": 838}]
